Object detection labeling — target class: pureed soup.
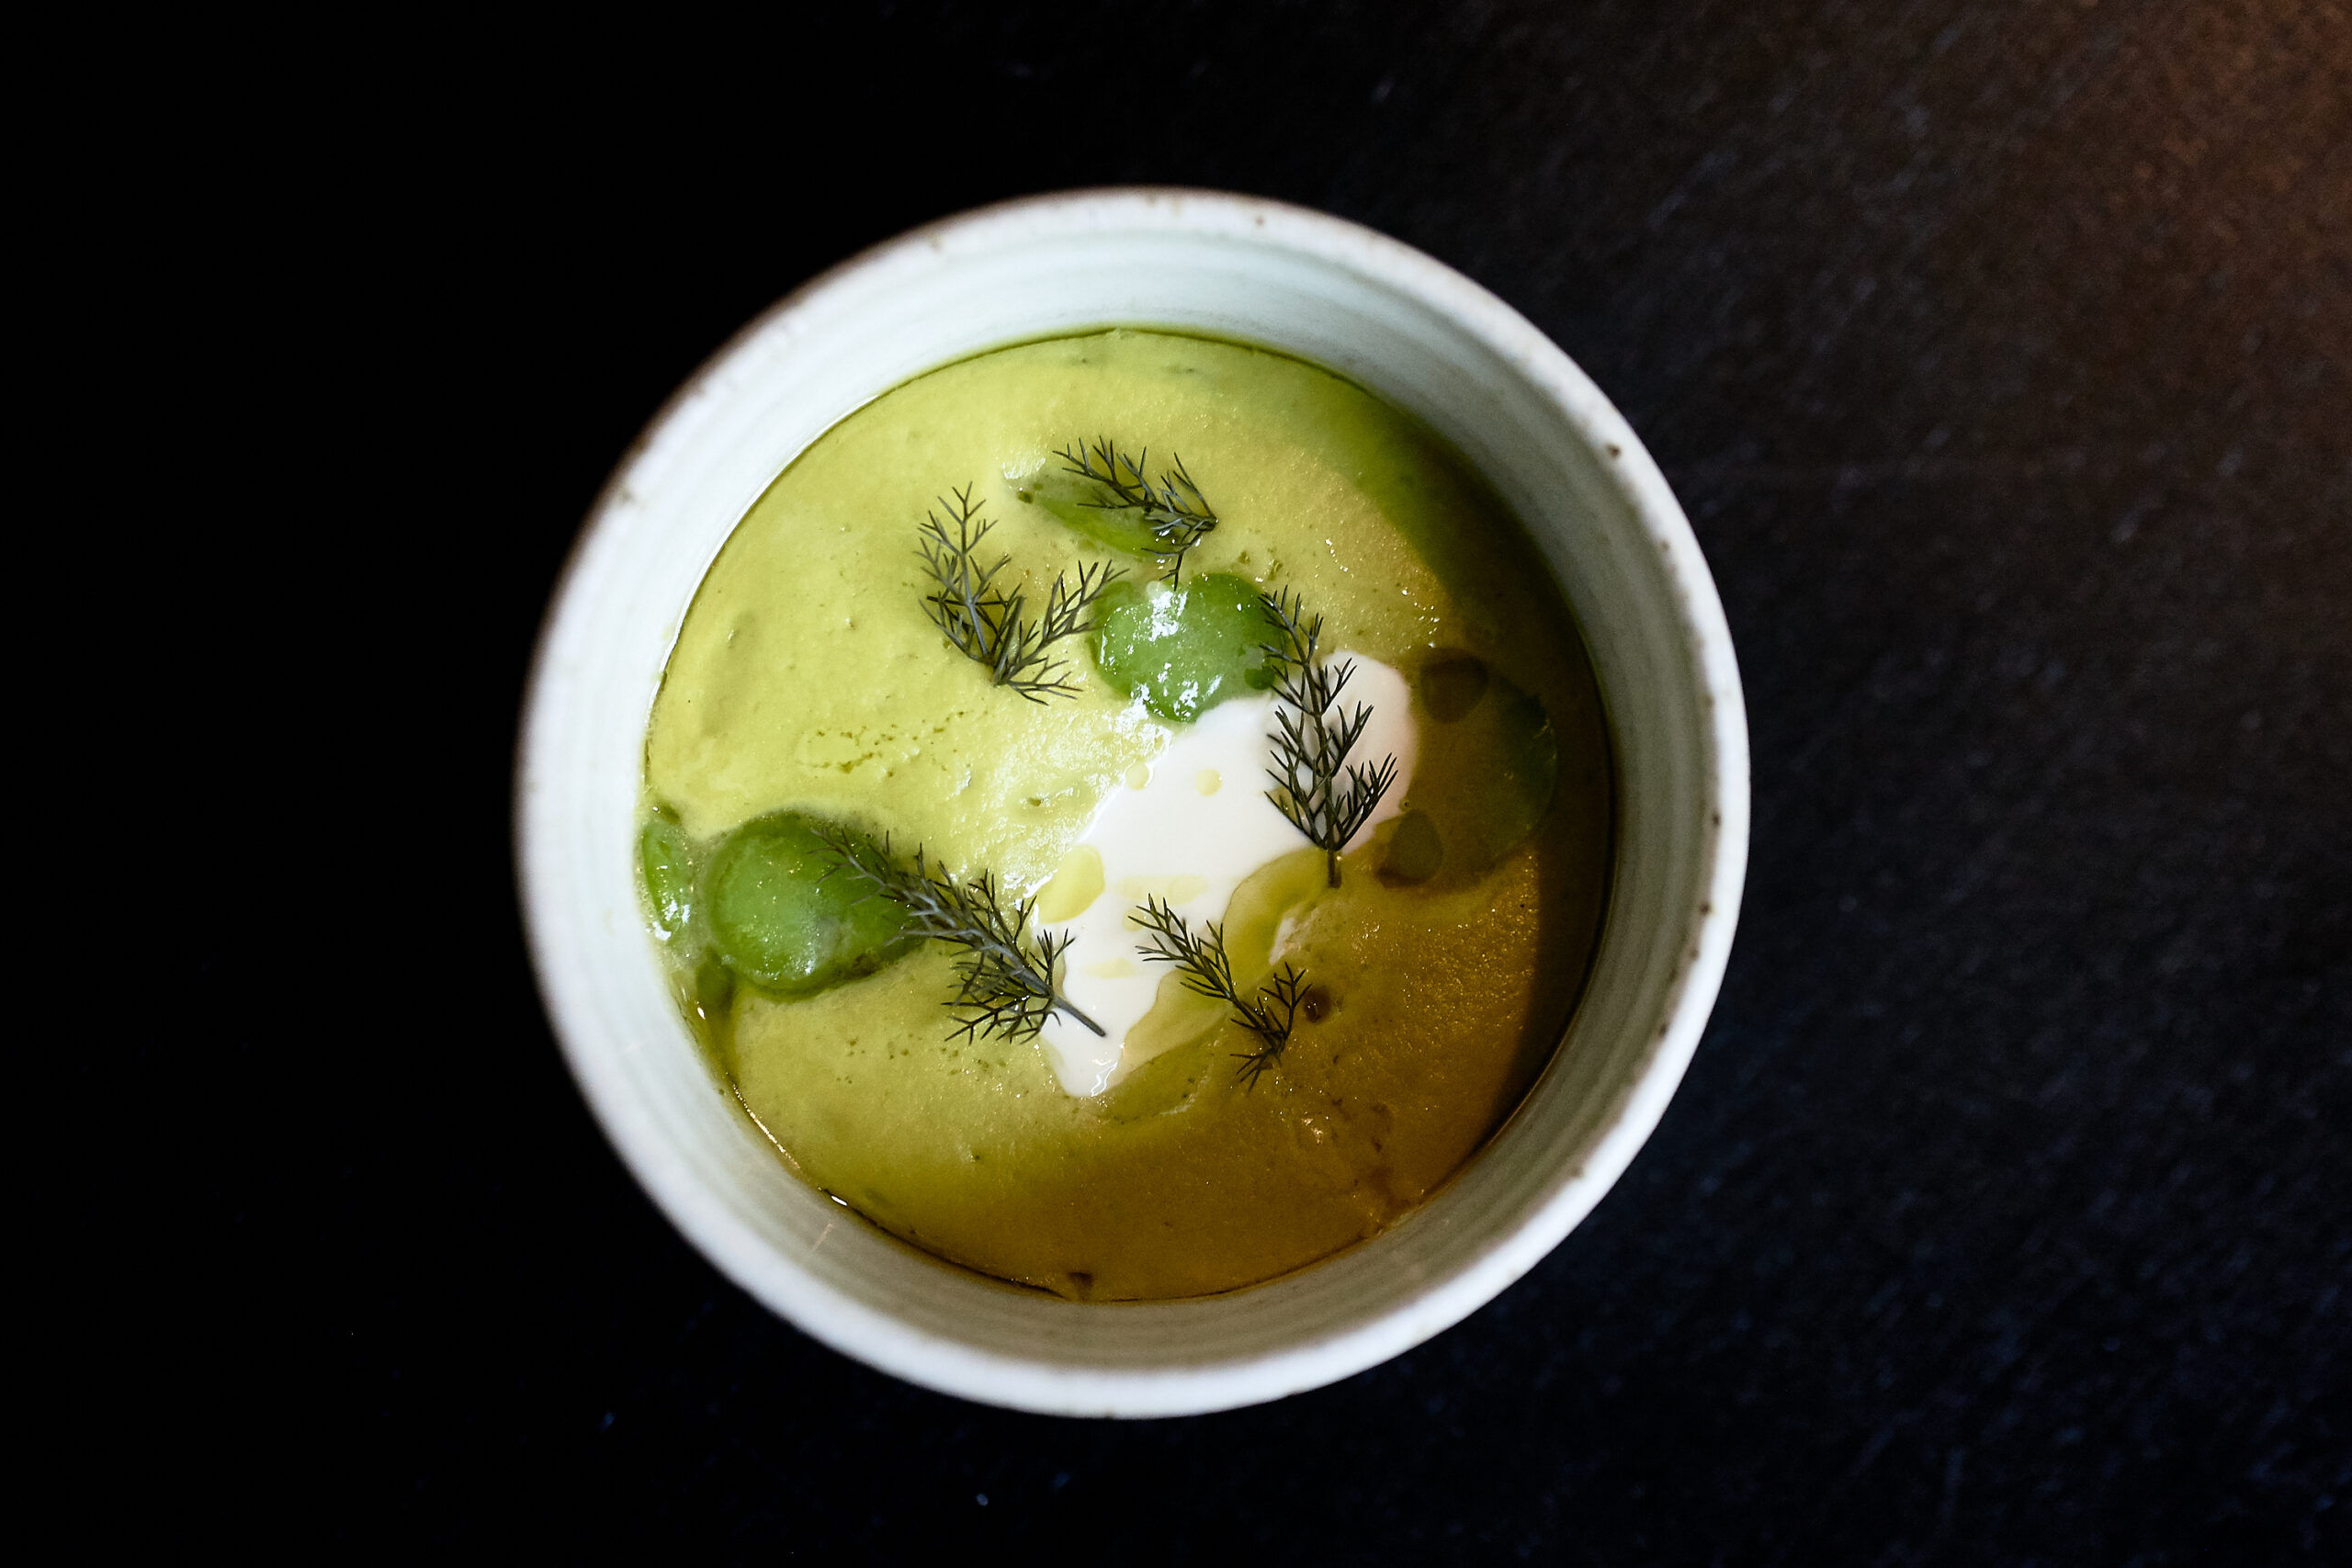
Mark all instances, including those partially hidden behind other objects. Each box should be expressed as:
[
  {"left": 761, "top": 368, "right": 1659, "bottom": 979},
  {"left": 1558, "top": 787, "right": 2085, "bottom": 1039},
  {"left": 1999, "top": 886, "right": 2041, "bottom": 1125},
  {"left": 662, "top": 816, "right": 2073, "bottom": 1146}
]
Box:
[{"left": 639, "top": 329, "right": 1611, "bottom": 1302}]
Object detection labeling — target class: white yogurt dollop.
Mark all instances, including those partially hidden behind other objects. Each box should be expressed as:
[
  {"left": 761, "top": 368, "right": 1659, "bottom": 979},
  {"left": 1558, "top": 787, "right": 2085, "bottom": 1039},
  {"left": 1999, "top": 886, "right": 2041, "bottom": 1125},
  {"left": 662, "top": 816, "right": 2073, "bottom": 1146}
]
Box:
[{"left": 1034, "top": 655, "right": 1418, "bottom": 1096}]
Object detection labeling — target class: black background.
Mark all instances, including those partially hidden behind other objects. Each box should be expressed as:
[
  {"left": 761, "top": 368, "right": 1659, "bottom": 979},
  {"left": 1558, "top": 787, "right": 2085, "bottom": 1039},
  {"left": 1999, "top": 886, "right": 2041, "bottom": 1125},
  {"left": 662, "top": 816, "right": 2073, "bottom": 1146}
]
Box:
[{"left": 181, "top": 0, "right": 2352, "bottom": 1559}]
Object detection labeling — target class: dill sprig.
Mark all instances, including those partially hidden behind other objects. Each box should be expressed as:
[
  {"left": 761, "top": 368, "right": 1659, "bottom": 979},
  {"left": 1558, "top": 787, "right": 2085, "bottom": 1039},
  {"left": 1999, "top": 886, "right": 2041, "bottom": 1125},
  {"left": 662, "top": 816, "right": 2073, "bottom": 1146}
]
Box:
[
  {"left": 1055, "top": 437, "right": 1220, "bottom": 580},
  {"left": 1131, "top": 895, "right": 1308, "bottom": 1090},
  {"left": 812, "top": 824, "right": 1104, "bottom": 1043},
  {"left": 1260, "top": 588, "right": 1402, "bottom": 887},
  {"left": 917, "top": 485, "right": 1122, "bottom": 702}
]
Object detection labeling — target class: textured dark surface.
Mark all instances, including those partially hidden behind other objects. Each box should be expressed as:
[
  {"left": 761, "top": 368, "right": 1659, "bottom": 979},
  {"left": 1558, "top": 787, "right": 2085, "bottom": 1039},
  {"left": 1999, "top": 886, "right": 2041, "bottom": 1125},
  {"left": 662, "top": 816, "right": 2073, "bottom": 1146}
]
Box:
[{"left": 303, "top": 2, "right": 2346, "bottom": 1560}]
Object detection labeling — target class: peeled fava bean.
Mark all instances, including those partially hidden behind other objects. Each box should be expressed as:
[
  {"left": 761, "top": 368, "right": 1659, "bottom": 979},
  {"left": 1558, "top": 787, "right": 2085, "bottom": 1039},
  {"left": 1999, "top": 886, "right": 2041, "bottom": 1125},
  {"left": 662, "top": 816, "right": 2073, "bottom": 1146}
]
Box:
[
  {"left": 639, "top": 815, "right": 696, "bottom": 935},
  {"left": 1090, "top": 572, "right": 1281, "bottom": 723},
  {"left": 706, "top": 813, "right": 916, "bottom": 995},
  {"left": 1380, "top": 808, "right": 1447, "bottom": 884},
  {"left": 1009, "top": 457, "right": 1162, "bottom": 556},
  {"left": 1399, "top": 653, "right": 1560, "bottom": 882}
]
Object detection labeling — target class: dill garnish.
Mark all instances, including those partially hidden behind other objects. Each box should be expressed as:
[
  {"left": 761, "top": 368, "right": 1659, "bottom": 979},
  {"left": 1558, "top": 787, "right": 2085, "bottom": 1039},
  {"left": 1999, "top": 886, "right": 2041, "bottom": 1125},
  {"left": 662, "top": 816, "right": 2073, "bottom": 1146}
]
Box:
[
  {"left": 812, "top": 824, "right": 1105, "bottom": 1043},
  {"left": 1054, "top": 437, "right": 1220, "bottom": 580},
  {"left": 1132, "top": 895, "right": 1308, "bottom": 1090},
  {"left": 917, "top": 485, "right": 1122, "bottom": 702},
  {"left": 1260, "top": 588, "right": 1402, "bottom": 886}
]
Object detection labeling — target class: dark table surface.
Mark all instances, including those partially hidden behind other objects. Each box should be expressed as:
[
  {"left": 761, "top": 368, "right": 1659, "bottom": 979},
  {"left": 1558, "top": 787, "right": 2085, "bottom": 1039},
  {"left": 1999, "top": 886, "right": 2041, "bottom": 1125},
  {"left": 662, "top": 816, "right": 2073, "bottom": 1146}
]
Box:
[{"left": 266, "top": 2, "right": 2350, "bottom": 1559}]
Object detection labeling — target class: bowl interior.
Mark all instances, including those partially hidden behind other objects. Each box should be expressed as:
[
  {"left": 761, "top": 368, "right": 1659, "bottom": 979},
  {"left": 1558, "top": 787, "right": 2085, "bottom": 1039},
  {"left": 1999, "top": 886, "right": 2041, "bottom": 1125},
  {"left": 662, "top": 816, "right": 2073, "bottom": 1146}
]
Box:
[{"left": 519, "top": 191, "right": 1747, "bottom": 1416}]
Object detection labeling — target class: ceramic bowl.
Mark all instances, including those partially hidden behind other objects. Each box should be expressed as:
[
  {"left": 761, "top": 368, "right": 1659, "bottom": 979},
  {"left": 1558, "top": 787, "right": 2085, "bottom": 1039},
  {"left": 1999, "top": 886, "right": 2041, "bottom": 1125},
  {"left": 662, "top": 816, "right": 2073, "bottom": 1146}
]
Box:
[{"left": 518, "top": 187, "right": 1748, "bottom": 1416}]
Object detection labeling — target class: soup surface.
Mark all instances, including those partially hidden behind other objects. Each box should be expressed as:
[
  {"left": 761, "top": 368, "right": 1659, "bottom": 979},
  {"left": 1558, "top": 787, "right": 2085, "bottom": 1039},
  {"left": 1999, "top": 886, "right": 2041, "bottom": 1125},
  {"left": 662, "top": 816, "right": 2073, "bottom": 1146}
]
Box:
[{"left": 641, "top": 328, "right": 1611, "bottom": 1300}]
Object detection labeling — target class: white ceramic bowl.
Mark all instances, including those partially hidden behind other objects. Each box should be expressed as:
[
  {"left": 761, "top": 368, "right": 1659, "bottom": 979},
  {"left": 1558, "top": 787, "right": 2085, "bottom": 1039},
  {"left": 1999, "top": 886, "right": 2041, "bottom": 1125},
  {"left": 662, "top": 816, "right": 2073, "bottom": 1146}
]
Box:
[{"left": 518, "top": 188, "right": 1747, "bottom": 1417}]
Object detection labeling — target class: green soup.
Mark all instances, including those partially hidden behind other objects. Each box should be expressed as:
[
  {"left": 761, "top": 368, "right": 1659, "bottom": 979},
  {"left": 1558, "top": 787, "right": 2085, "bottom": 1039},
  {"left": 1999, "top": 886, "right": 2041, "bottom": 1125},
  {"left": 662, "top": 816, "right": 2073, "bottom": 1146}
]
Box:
[{"left": 641, "top": 328, "right": 1611, "bottom": 1301}]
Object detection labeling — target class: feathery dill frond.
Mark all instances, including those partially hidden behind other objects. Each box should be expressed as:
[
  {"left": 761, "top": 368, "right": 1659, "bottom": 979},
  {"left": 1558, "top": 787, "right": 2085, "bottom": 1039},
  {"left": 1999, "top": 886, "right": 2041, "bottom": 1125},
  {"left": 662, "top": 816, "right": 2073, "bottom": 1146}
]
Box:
[
  {"left": 1054, "top": 437, "right": 1220, "bottom": 580},
  {"left": 1259, "top": 588, "right": 1402, "bottom": 886},
  {"left": 916, "top": 486, "right": 1121, "bottom": 701},
  {"left": 1131, "top": 895, "right": 1307, "bottom": 1089},
  {"left": 814, "top": 824, "right": 1103, "bottom": 1042}
]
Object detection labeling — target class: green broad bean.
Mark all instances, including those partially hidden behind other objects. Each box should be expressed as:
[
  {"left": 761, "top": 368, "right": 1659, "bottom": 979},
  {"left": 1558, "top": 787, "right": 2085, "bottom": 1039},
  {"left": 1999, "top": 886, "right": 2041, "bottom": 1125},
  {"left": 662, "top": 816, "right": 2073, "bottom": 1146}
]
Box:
[
  {"left": 1009, "top": 458, "right": 1161, "bottom": 555},
  {"left": 1401, "top": 657, "right": 1560, "bottom": 882},
  {"left": 640, "top": 815, "right": 696, "bottom": 934},
  {"left": 1089, "top": 572, "right": 1281, "bottom": 723},
  {"left": 705, "top": 813, "right": 915, "bottom": 995}
]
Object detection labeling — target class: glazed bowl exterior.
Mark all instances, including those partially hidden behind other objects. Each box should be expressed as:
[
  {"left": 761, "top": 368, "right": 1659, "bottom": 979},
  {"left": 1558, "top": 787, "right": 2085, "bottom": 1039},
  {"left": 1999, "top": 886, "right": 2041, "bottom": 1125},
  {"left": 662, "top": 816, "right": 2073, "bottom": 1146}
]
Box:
[{"left": 518, "top": 188, "right": 1748, "bottom": 1416}]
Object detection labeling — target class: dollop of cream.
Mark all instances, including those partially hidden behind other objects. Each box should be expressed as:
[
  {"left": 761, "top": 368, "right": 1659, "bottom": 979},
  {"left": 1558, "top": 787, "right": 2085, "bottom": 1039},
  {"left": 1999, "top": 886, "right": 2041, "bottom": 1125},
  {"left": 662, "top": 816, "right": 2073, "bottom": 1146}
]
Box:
[{"left": 1035, "top": 654, "right": 1418, "bottom": 1095}]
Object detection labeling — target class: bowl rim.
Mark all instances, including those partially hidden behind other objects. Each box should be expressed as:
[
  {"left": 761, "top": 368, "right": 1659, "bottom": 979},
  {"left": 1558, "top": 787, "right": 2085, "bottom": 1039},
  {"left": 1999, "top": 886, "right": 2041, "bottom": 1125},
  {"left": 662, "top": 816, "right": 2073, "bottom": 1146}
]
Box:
[{"left": 517, "top": 185, "right": 1749, "bottom": 1414}]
